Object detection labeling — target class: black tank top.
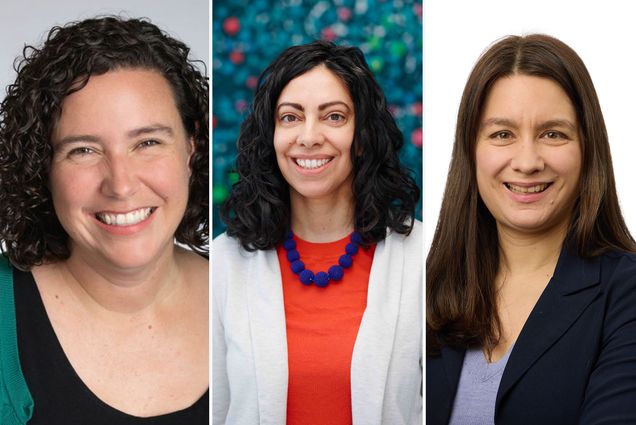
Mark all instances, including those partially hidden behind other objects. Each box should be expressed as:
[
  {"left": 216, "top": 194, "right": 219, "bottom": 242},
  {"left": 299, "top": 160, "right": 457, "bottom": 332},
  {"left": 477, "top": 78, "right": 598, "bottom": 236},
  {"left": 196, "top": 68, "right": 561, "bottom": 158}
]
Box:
[{"left": 13, "top": 269, "right": 209, "bottom": 424}]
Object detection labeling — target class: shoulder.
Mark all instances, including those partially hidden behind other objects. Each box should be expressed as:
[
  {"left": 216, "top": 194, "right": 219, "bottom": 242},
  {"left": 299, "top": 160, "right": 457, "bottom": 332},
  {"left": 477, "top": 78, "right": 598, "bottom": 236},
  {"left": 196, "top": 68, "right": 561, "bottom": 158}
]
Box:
[
  {"left": 598, "top": 250, "right": 636, "bottom": 293},
  {"left": 213, "top": 232, "right": 255, "bottom": 256},
  {"left": 383, "top": 219, "right": 422, "bottom": 256},
  {"left": 212, "top": 232, "right": 275, "bottom": 293}
]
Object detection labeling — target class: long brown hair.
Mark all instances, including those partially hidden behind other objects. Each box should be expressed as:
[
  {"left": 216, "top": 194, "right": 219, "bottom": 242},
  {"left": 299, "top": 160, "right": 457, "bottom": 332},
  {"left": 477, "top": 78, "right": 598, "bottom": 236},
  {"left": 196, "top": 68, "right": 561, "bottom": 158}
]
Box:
[{"left": 426, "top": 34, "right": 636, "bottom": 355}]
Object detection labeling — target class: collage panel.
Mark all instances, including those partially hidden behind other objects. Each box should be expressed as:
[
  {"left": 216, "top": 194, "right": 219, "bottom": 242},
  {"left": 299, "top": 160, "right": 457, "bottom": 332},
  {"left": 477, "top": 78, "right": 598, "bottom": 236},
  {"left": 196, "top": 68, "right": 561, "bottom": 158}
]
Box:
[
  {"left": 212, "top": 0, "right": 422, "bottom": 424},
  {"left": 425, "top": 1, "right": 636, "bottom": 424},
  {"left": 0, "top": 1, "right": 209, "bottom": 424}
]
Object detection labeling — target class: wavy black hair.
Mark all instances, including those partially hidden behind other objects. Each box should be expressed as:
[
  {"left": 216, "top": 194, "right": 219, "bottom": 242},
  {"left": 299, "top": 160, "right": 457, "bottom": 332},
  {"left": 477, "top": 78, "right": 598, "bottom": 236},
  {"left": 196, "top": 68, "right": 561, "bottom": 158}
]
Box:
[
  {"left": 222, "top": 40, "right": 418, "bottom": 250},
  {"left": 0, "top": 16, "right": 209, "bottom": 270}
]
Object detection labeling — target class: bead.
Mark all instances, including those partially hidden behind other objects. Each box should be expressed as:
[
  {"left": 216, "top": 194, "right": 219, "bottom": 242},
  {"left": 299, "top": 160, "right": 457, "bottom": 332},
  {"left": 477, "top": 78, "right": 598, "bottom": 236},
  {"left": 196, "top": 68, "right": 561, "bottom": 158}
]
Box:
[
  {"left": 284, "top": 230, "right": 361, "bottom": 285},
  {"left": 283, "top": 238, "right": 296, "bottom": 250},
  {"left": 291, "top": 260, "right": 305, "bottom": 274},
  {"left": 328, "top": 265, "right": 344, "bottom": 281},
  {"left": 286, "top": 249, "right": 299, "bottom": 262},
  {"left": 345, "top": 243, "right": 358, "bottom": 255},
  {"left": 314, "top": 272, "right": 329, "bottom": 287},
  {"left": 339, "top": 254, "right": 353, "bottom": 268},
  {"left": 299, "top": 270, "right": 314, "bottom": 285}
]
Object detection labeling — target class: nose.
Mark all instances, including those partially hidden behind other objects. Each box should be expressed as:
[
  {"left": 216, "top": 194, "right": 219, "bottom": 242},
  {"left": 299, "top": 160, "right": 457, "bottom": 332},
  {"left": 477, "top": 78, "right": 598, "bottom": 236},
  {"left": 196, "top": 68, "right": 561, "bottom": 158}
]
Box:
[
  {"left": 296, "top": 119, "right": 324, "bottom": 148},
  {"left": 510, "top": 137, "right": 545, "bottom": 174},
  {"left": 100, "top": 155, "right": 139, "bottom": 198}
]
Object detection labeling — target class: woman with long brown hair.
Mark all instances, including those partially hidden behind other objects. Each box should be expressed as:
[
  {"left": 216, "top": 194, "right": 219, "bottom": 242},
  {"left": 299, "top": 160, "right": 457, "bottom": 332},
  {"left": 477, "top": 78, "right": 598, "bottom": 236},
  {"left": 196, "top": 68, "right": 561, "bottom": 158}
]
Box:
[{"left": 427, "top": 34, "right": 636, "bottom": 424}]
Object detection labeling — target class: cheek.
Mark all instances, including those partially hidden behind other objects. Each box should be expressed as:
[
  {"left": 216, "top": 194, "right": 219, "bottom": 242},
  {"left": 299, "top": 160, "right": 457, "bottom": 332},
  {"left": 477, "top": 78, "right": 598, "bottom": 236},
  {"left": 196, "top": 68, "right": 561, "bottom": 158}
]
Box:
[
  {"left": 554, "top": 149, "right": 582, "bottom": 182},
  {"left": 150, "top": 157, "right": 191, "bottom": 196},
  {"left": 49, "top": 166, "right": 98, "bottom": 212}
]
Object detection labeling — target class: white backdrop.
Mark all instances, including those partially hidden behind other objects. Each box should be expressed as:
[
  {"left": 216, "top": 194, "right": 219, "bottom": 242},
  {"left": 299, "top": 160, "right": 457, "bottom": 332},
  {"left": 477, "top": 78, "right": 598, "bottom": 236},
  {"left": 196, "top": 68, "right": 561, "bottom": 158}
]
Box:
[
  {"left": 424, "top": 0, "right": 636, "bottom": 251},
  {"left": 0, "top": 0, "right": 209, "bottom": 96}
]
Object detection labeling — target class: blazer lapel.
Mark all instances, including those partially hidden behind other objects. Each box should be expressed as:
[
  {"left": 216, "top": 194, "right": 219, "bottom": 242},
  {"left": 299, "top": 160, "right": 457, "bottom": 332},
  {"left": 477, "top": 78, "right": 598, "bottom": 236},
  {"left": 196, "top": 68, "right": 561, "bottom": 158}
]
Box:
[
  {"left": 351, "top": 233, "right": 405, "bottom": 424},
  {"left": 246, "top": 249, "right": 288, "bottom": 425},
  {"left": 496, "top": 248, "right": 601, "bottom": 408},
  {"left": 441, "top": 345, "right": 466, "bottom": 397}
]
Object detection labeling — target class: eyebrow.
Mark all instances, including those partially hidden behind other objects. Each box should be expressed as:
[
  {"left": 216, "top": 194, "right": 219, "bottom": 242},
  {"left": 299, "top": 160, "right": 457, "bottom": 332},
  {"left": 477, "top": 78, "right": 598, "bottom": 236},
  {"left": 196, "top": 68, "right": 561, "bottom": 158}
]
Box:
[
  {"left": 480, "top": 117, "right": 577, "bottom": 131},
  {"left": 276, "top": 101, "right": 352, "bottom": 112},
  {"left": 54, "top": 124, "right": 174, "bottom": 148}
]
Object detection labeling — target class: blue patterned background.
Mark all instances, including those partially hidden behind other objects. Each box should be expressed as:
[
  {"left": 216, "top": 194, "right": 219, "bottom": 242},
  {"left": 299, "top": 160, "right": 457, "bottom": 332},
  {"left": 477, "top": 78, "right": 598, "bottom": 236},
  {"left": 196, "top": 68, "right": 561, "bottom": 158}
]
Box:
[{"left": 213, "top": 0, "right": 422, "bottom": 236}]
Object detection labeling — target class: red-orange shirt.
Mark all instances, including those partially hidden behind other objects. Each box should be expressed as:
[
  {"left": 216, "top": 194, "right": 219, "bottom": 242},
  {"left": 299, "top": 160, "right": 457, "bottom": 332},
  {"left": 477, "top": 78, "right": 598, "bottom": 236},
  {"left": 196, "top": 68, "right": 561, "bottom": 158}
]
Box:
[{"left": 277, "top": 234, "right": 375, "bottom": 425}]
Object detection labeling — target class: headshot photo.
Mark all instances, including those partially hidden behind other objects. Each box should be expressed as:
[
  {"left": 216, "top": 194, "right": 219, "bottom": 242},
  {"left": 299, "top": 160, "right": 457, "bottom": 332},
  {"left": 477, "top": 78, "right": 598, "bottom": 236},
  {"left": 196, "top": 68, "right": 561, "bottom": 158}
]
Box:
[
  {"left": 212, "top": 2, "right": 422, "bottom": 424},
  {"left": 425, "top": 1, "right": 636, "bottom": 423},
  {"left": 0, "top": 2, "right": 209, "bottom": 424}
]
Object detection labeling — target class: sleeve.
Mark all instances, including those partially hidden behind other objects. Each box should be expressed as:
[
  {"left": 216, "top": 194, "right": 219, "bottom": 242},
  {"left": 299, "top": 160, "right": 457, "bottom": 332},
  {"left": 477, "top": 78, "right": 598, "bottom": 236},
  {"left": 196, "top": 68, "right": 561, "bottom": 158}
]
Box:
[
  {"left": 579, "top": 257, "right": 636, "bottom": 424},
  {"left": 212, "top": 238, "right": 230, "bottom": 425}
]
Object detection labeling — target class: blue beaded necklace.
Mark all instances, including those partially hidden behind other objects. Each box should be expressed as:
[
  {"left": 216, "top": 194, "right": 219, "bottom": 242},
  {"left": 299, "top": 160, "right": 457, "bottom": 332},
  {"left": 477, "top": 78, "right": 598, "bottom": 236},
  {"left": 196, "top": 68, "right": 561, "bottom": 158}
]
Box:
[{"left": 283, "top": 230, "right": 362, "bottom": 287}]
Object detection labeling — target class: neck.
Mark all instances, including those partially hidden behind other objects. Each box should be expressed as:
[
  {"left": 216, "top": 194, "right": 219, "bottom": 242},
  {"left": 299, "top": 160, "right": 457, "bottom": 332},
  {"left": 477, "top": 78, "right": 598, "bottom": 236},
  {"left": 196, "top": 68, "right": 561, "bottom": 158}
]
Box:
[
  {"left": 290, "top": 188, "right": 355, "bottom": 242},
  {"left": 497, "top": 222, "right": 568, "bottom": 276},
  {"left": 58, "top": 244, "right": 182, "bottom": 315}
]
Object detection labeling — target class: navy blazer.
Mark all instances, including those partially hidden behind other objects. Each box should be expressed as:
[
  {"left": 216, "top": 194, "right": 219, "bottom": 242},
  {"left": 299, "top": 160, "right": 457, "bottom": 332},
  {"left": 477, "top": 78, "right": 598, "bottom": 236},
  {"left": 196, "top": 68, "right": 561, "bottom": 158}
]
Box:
[{"left": 427, "top": 247, "right": 636, "bottom": 424}]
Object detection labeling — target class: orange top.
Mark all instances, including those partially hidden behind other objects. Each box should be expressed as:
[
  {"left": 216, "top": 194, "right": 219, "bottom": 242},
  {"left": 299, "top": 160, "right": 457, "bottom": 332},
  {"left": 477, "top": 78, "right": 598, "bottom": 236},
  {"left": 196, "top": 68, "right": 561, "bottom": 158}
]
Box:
[{"left": 277, "top": 234, "right": 375, "bottom": 425}]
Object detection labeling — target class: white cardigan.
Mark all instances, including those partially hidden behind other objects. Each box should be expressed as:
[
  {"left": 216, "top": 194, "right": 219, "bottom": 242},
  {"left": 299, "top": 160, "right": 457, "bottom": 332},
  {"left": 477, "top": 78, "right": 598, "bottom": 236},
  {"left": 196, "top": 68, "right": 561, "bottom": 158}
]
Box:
[{"left": 213, "top": 222, "right": 422, "bottom": 425}]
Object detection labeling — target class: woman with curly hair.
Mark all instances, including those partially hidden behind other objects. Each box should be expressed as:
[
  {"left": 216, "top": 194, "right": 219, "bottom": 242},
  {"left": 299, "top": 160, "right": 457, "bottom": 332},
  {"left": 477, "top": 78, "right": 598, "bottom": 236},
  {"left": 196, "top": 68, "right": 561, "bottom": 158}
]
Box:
[
  {"left": 0, "top": 16, "right": 209, "bottom": 424},
  {"left": 214, "top": 41, "right": 421, "bottom": 424},
  {"left": 427, "top": 34, "right": 636, "bottom": 424}
]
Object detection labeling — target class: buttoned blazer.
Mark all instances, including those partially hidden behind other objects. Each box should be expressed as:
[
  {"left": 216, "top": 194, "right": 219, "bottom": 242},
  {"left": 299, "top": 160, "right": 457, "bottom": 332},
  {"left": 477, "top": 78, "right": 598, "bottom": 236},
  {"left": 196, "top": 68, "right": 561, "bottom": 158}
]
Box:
[
  {"left": 426, "top": 247, "right": 636, "bottom": 425},
  {"left": 213, "top": 222, "right": 422, "bottom": 425}
]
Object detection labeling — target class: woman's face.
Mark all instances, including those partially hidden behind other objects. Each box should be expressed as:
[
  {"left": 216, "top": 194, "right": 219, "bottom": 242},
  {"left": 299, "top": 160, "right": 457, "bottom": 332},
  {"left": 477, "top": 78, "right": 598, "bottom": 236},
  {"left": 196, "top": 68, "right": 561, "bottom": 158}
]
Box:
[
  {"left": 273, "top": 65, "right": 355, "bottom": 203},
  {"left": 49, "top": 69, "right": 192, "bottom": 271},
  {"left": 475, "top": 74, "right": 582, "bottom": 236}
]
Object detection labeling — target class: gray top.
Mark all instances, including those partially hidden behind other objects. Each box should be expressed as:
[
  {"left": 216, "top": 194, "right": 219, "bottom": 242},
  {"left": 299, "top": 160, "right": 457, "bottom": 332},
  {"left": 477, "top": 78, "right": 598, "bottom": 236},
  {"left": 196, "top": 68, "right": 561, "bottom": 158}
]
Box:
[{"left": 448, "top": 345, "right": 514, "bottom": 425}]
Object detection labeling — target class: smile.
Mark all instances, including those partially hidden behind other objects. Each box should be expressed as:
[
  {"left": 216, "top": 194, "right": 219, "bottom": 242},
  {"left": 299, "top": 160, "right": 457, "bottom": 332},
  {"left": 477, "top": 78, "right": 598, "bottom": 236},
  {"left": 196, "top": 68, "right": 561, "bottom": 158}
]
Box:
[
  {"left": 505, "top": 183, "right": 551, "bottom": 194},
  {"left": 95, "top": 207, "right": 155, "bottom": 226},
  {"left": 294, "top": 158, "right": 332, "bottom": 170}
]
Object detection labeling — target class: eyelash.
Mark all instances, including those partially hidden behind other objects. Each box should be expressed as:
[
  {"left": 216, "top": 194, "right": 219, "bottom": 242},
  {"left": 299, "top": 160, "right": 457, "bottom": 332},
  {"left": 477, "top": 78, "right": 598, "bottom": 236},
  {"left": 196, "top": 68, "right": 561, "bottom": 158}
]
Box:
[
  {"left": 279, "top": 113, "right": 346, "bottom": 123},
  {"left": 488, "top": 130, "right": 569, "bottom": 140},
  {"left": 490, "top": 131, "right": 512, "bottom": 140},
  {"left": 138, "top": 139, "right": 161, "bottom": 148},
  {"left": 542, "top": 131, "right": 568, "bottom": 140},
  {"left": 68, "top": 146, "right": 95, "bottom": 157}
]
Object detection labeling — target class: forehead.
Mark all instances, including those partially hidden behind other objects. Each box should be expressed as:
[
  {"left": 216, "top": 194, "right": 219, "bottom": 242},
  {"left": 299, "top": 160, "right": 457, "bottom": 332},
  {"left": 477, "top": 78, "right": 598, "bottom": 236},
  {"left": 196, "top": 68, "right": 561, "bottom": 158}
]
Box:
[
  {"left": 277, "top": 65, "right": 353, "bottom": 106},
  {"left": 53, "top": 69, "right": 181, "bottom": 139},
  {"left": 481, "top": 74, "right": 576, "bottom": 123}
]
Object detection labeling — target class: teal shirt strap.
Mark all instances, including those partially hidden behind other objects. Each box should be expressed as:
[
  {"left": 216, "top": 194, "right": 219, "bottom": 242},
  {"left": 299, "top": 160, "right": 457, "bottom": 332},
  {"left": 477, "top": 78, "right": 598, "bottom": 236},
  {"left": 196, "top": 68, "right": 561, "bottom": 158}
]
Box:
[{"left": 0, "top": 256, "right": 34, "bottom": 424}]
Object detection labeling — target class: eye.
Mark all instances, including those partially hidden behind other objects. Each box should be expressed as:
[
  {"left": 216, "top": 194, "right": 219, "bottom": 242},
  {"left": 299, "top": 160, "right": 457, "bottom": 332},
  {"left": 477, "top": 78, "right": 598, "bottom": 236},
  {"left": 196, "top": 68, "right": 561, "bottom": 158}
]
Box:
[
  {"left": 68, "top": 146, "right": 95, "bottom": 157},
  {"left": 138, "top": 139, "right": 161, "bottom": 148},
  {"left": 326, "top": 113, "right": 345, "bottom": 122},
  {"left": 542, "top": 130, "right": 567, "bottom": 140},
  {"left": 280, "top": 114, "right": 298, "bottom": 123},
  {"left": 490, "top": 130, "right": 513, "bottom": 140}
]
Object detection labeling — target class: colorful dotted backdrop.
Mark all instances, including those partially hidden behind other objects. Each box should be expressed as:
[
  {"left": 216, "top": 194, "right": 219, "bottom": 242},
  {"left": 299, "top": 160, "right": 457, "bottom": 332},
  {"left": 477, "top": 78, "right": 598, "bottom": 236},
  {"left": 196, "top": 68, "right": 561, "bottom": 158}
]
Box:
[{"left": 213, "top": 0, "right": 423, "bottom": 237}]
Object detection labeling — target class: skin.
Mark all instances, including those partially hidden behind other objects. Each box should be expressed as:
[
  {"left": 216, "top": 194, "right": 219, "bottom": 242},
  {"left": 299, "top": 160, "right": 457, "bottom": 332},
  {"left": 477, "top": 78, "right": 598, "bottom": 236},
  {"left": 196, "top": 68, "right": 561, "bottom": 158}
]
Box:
[
  {"left": 475, "top": 74, "right": 582, "bottom": 361},
  {"left": 273, "top": 65, "right": 356, "bottom": 242},
  {"left": 32, "top": 69, "right": 208, "bottom": 416}
]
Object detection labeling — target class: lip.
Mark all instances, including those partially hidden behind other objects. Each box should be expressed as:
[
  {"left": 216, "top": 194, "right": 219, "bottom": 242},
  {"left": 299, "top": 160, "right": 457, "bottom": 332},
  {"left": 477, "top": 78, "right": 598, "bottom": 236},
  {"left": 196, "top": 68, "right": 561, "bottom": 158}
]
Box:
[
  {"left": 290, "top": 155, "right": 334, "bottom": 175},
  {"left": 504, "top": 181, "right": 553, "bottom": 203},
  {"left": 92, "top": 207, "right": 157, "bottom": 235}
]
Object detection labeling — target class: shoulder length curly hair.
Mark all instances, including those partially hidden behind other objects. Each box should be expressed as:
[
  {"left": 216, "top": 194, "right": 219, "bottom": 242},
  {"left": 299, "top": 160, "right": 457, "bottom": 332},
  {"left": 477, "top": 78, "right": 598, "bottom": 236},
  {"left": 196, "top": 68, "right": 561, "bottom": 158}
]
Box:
[
  {"left": 0, "top": 16, "right": 209, "bottom": 270},
  {"left": 427, "top": 34, "right": 636, "bottom": 356},
  {"left": 221, "top": 40, "right": 419, "bottom": 250}
]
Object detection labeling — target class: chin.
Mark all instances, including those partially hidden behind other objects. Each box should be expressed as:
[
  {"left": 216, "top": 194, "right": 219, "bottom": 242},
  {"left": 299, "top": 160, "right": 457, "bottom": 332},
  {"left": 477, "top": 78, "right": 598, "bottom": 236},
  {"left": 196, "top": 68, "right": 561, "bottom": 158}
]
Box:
[{"left": 94, "top": 239, "right": 174, "bottom": 271}]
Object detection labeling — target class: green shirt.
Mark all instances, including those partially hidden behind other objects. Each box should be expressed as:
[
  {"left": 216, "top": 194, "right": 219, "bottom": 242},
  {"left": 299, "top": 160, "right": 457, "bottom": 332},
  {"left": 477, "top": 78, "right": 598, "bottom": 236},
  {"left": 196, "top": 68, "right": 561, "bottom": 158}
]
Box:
[{"left": 0, "top": 256, "right": 34, "bottom": 424}]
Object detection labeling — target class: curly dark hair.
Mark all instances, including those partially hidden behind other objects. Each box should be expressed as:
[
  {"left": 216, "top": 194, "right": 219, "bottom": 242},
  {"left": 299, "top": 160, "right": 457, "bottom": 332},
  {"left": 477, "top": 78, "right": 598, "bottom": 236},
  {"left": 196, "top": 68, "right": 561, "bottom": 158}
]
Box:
[
  {"left": 221, "top": 40, "right": 419, "bottom": 250},
  {"left": 0, "top": 16, "right": 209, "bottom": 270}
]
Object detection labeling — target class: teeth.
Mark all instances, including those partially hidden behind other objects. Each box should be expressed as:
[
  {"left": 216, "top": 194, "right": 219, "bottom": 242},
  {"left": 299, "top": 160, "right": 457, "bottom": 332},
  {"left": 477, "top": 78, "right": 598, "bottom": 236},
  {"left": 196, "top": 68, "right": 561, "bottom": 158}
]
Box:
[
  {"left": 295, "top": 158, "right": 331, "bottom": 169},
  {"left": 506, "top": 183, "right": 549, "bottom": 194},
  {"left": 96, "top": 208, "right": 153, "bottom": 226}
]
